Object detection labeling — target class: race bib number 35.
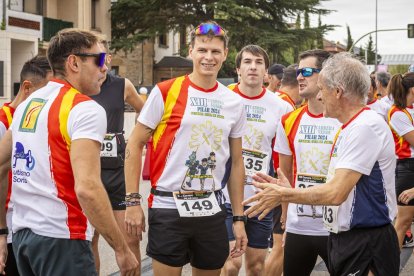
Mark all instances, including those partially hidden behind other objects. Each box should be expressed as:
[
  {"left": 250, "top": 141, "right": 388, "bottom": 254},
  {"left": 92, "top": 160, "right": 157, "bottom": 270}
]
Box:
[
  {"left": 173, "top": 191, "right": 221, "bottom": 217},
  {"left": 101, "top": 134, "right": 117, "bottom": 157},
  {"left": 242, "top": 149, "right": 269, "bottom": 177}
]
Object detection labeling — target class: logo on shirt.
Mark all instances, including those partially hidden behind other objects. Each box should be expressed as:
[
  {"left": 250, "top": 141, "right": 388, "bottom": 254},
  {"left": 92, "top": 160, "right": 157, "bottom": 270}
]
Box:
[
  {"left": 19, "top": 98, "right": 47, "bottom": 133},
  {"left": 13, "top": 142, "right": 35, "bottom": 171},
  {"left": 12, "top": 142, "right": 35, "bottom": 184}
]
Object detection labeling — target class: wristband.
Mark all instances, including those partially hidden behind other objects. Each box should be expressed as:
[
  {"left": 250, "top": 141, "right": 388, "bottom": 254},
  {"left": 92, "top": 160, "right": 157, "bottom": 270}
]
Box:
[
  {"left": 0, "top": 228, "right": 8, "bottom": 235},
  {"left": 232, "top": 216, "right": 247, "bottom": 224}
]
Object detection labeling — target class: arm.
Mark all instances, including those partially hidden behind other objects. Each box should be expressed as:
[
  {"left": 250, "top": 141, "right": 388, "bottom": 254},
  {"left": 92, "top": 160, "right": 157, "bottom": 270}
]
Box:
[
  {"left": 0, "top": 131, "right": 12, "bottom": 274},
  {"left": 227, "top": 137, "right": 248, "bottom": 257},
  {"left": 278, "top": 153, "right": 293, "bottom": 229},
  {"left": 124, "top": 122, "right": 153, "bottom": 239},
  {"left": 71, "top": 139, "right": 138, "bottom": 274},
  {"left": 244, "top": 168, "right": 362, "bottom": 219},
  {"left": 124, "top": 78, "right": 144, "bottom": 113},
  {"left": 403, "top": 130, "right": 414, "bottom": 147}
]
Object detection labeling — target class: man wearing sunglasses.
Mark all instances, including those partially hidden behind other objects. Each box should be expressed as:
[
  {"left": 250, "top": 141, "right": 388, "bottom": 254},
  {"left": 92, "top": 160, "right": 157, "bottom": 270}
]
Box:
[
  {"left": 0, "top": 28, "right": 139, "bottom": 275},
  {"left": 271, "top": 49, "right": 340, "bottom": 276},
  {"left": 244, "top": 52, "right": 399, "bottom": 276},
  {"left": 125, "top": 21, "right": 247, "bottom": 276},
  {"left": 90, "top": 40, "right": 144, "bottom": 275},
  {"left": 221, "top": 45, "right": 292, "bottom": 276}
]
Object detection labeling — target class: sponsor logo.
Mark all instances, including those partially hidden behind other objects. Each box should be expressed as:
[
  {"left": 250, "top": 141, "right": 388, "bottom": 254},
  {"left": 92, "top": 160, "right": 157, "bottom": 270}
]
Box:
[
  {"left": 19, "top": 98, "right": 47, "bottom": 132},
  {"left": 12, "top": 142, "right": 35, "bottom": 184}
]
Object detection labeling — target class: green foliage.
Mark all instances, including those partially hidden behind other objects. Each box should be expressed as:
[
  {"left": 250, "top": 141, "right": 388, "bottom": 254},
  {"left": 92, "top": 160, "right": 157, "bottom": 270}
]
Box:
[
  {"left": 346, "top": 24, "right": 353, "bottom": 51},
  {"left": 111, "top": 0, "right": 333, "bottom": 77},
  {"left": 366, "top": 35, "right": 375, "bottom": 64}
]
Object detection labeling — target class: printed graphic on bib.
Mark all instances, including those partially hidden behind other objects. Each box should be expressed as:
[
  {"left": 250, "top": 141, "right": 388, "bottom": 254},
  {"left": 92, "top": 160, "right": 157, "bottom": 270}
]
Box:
[
  {"left": 182, "top": 120, "right": 222, "bottom": 191},
  {"left": 296, "top": 174, "right": 326, "bottom": 218}
]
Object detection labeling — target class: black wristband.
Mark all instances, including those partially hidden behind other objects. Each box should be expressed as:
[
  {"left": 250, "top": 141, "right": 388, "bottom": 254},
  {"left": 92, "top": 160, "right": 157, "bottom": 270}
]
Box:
[
  {"left": 0, "top": 228, "right": 8, "bottom": 235},
  {"left": 233, "top": 216, "right": 247, "bottom": 224}
]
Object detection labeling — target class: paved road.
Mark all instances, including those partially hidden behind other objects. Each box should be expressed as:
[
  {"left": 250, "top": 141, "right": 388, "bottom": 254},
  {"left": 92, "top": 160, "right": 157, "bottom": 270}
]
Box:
[{"left": 99, "top": 174, "right": 414, "bottom": 275}]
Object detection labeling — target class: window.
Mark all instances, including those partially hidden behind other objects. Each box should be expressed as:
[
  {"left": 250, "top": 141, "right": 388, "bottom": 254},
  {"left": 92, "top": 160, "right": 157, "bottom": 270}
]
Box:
[
  {"left": 158, "top": 33, "right": 168, "bottom": 48},
  {"left": 91, "top": 0, "right": 98, "bottom": 30}
]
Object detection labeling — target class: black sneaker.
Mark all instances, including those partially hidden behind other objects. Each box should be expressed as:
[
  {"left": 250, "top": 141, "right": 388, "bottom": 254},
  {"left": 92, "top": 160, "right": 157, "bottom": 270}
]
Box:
[{"left": 403, "top": 233, "right": 414, "bottom": 248}]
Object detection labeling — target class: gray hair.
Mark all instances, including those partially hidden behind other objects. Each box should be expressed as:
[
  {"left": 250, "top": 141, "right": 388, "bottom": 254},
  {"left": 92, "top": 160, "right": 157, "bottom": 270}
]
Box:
[
  {"left": 320, "top": 52, "right": 370, "bottom": 104},
  {"left": 376, "top": 71, "right": 391, "bottom": 87}
]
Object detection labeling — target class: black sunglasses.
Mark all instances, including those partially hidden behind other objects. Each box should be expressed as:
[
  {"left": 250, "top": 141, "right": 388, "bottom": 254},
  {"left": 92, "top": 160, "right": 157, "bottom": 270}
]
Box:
[
  {"left": 68, "top": 52, "right": 107, "bottom": 68},
  {"left": 296, "top": 67, "right": 321, "bottom": 77}
]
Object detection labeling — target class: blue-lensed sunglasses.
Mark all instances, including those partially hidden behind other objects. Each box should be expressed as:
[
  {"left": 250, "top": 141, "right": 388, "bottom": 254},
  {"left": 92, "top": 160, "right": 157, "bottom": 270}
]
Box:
[
  {"left": 72, "top": 52, "right": 107, "bottom": 68},
  {"left": 296, "top": 67, "right": 321, "bottom": 77},
  {"left": 195, "top": 23, "right": 225, "bottom": 36}
]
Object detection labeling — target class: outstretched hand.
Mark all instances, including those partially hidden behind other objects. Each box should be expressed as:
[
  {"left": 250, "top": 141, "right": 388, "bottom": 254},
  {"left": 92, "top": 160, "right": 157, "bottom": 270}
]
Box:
[{"left": 243, "top": 169, "right": 292, "bottom": 220}]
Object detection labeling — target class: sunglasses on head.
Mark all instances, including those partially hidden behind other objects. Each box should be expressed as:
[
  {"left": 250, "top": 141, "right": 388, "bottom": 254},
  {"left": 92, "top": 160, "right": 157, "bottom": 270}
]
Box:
[
  {"left": 195, "top": 23, "right": 225, "bottom": 36},
  {"left": 296, "top": 67, "right": 321, "bottom": 77},
  {"left": 72, "top": 52, "right": 107, "bottom": 68}
]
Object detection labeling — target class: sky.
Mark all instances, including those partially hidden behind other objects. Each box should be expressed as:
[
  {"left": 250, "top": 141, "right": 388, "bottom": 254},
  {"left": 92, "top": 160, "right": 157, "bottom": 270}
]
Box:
[{"left": 311, "top": 0, "right": 413, "bottom": 55}]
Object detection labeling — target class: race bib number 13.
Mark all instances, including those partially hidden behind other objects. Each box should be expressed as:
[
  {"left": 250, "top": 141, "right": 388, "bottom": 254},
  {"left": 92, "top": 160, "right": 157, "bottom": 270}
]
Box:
[
  {"left": 323, "top": 205, "right": 339, "bottom": 233},
  {"left": 173, "top": 191, "right": 221, "bottom": 217}
]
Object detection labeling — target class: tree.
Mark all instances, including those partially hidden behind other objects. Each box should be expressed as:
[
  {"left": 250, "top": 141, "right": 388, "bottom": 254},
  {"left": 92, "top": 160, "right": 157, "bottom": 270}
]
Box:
[
  {"left": 346, "top": 24, "right": 353, "bottom": 51},
  {"left": 366, "top": 35, "right": 376, "bottom": 64},
  {"left": 316, "top": 12, "right": 324, "bottom": 49},
  {"left": 111, "top": 0, "right": 333, "bottom": 55}
]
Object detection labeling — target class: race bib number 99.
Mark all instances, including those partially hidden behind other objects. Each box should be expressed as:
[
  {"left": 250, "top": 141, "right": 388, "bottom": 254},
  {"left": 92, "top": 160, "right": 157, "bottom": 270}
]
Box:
[
  {"left": 101, "top": 134, "right": 117, "bottom": 157},
  {"left": 242, "top": 149, "right": 269, "bottom": 177},
  {"left": 173, "top": 191, "right": 221, "bottom": 217}
]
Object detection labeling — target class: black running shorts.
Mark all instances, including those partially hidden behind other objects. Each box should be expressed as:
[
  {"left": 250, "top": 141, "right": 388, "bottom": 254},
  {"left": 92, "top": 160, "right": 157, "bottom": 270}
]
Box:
[
  {"left": 101, "top": 167, "right": 126, "bottom": 210},
  {"left": 396, "top": 158, "right": 414, "bottom": 206},
  {"left": 147, "top": 205, "right": 229, "bottom": 270},
  {"left": 327, "top": 224, "right": 399, "bottom": 276}
]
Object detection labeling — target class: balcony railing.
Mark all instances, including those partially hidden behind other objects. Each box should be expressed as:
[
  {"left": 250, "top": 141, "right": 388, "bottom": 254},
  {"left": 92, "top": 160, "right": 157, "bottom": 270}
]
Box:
[{"left": 43, "top": 17, "right": 73, "bottom": 41}]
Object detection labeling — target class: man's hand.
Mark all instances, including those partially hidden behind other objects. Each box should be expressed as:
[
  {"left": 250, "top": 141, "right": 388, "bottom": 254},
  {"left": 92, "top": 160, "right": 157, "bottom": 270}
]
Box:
[
  {"left": 115, "top": 247, "right": 140, "bottom": 276},
  {"left": 398, "top": 188, "right": 414, "bottom": 205},
  {"left": 243, "top": 169, "right": 291, "bottom": 220},
  {"left": 0, "top": 236, "right": 7, "bottom": 275},
  {"left": 125, "top": 205, "right": 146, "bottom": 241},
  {"left": 230, "top": 221, "right": 247, "bottom": 258}
]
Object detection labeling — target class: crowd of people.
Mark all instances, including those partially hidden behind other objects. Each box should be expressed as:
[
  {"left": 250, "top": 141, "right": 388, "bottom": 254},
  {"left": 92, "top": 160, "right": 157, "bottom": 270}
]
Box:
[{"left": 0, "top": 20, "right": 413, "bottom": 276}]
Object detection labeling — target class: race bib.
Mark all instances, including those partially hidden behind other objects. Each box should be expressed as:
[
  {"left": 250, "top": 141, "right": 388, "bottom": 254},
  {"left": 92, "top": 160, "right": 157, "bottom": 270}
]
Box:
[
  {"left": 173, "top": 191, "right": 221, "bottom": 217},
  {"left": 323, "top": 205, "right": 339, "bottom": 233},
  {"left": 242, "top": 149, "right": 269, "bottom": 178},
  {"left": 295, "top": 173, "right": 326, "bottom": 218},
  {"left": 100, "top": 133, "right": 117, "bottom": 157}
]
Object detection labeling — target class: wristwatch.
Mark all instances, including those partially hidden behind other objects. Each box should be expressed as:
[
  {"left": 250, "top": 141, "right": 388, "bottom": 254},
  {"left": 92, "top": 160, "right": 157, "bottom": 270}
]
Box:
[
  {"left": 0, "top": 228, "right": 8, "bottom": 235},
  {"left": 233, "top": 216, "right": 247, "bottom": 224}
]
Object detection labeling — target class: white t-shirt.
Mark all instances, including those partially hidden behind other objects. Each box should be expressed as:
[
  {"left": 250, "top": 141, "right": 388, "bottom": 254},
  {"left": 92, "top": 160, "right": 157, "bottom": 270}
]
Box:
[
  {"left": 367, "top": 99, "right": 386, "bottom": 119},
  {"left": 139, "top": 75, "right": 247, "bottom": 209},
  {"left": 388, "top": 105, "right": 414, "bottom": 159},
  {"left": 323, "top": 108, "right": 397, "bottom": 233},
  {"left": 381, "top": 95, "right": 394, "bottom": 120},
  {"left": 275, "top": 105, "right": 341, "bottom": 236},
  {"left": 10, "top": 80, "right": 106, "bottom": 241},
  {"left": 222, "top": 85, "right": 293, "bottom": 206}
]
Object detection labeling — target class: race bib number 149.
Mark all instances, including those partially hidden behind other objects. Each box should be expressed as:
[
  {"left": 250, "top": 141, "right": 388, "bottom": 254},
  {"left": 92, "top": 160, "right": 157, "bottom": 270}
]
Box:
[{"left": 173, "top": 191, "right": 221, "bottom": 217}]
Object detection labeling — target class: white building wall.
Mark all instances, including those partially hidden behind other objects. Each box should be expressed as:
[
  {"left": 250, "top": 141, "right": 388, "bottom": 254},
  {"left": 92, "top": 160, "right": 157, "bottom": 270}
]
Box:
[{"left": 154, "top": 30, "right": 180, "bottom": 63}]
